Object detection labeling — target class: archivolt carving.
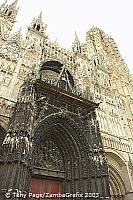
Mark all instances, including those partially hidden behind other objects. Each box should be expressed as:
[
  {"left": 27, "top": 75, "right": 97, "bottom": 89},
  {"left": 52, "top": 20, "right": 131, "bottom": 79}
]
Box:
[
  {"left": 32, "top": 109, "right": 109, "bottom": 195},
  {"left": 33, "top": 116, "right": 82, "bottom": 193},
  {"left": 109, "top": 165, "right": 126, "bottom": 199},
  {"left": 34, "top": 111, "right": 89, "bottom": 159}
]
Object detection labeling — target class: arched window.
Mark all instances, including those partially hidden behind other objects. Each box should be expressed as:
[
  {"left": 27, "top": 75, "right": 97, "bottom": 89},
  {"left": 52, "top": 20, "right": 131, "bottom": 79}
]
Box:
[
  {"left": 8, "top": 11, "right": 12, "bottom": 16},
  {"left": 36, "top": 24, "right": 40, "bottom": 31},
  {"left": 5, "top": 9, "right": 8, "bottom": 14},
  {"left": 40, "top": 60, "right": 74, "bottom": 89}
]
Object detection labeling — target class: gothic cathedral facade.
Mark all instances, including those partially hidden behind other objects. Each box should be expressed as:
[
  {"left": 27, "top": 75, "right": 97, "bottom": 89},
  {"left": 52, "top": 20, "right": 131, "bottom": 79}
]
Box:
[{"left": 0, "top": 1, "right": 133, "bottom": 200}]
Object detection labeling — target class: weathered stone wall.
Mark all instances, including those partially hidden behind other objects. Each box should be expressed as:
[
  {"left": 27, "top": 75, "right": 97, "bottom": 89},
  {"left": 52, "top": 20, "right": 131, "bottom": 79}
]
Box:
[{"left": 0, "top": 1, "right": 133, "bottom": 199}]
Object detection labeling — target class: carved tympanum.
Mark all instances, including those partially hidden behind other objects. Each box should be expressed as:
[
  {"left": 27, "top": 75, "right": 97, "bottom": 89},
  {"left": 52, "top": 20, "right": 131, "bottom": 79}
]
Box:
[{"left": 34, "top": 137, "right": 64, "bottom": 171}]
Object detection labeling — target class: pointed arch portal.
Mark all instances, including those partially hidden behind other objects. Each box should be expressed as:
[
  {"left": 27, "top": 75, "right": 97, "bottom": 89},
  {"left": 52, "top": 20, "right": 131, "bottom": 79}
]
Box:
[
  {"left": 28, "top": 78, "right": 110, "bottom": 199},
  {"left": 0, "top": 64, "right": 110, "bottom": 199},
  {"left": 31, "top": 113, "right": 90, "bottom": 195}
]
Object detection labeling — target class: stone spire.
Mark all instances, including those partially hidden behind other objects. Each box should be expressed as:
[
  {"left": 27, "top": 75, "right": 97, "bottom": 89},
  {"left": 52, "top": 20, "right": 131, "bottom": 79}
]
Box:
[
  {"left": 72, "top": 32, "right": 81, "bottom": 53},
  {"left": 29, "top": 11, "right": 47, "bottom": 36},
  {"left": 0, "top": 0, "right": 19, "bottom": 38},
  {"left": 0, "top": 0, "right": 7, "bottom": 10},
  {"left": 0, "top": 0, "right": 19, "bottom": 21},
  {"left": 9, "top": 0, "right": 19, "bottom": 7}
]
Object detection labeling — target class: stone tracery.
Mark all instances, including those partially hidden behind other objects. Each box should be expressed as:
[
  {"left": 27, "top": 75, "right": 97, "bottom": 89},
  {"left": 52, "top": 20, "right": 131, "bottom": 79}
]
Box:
[{"left": 0, "top": 0, "right": 133, "bottom": 199}]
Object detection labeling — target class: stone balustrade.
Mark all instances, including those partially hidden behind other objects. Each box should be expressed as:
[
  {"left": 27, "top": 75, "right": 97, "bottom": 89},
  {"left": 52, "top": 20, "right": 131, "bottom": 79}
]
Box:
[{"left": 101, "top": 132, "right": 132, "bottom": 153}]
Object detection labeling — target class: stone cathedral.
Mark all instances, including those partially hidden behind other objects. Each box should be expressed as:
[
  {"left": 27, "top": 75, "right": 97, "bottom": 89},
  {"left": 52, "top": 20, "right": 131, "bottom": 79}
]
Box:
[{"left": 0, "top": 1, "right": 133, "bottom": 200}]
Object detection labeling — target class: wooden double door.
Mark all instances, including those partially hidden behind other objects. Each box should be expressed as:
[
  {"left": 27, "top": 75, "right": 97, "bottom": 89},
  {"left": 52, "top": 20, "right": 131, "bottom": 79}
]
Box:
[{"left": 30, "top": 177, "right": 62, "bottom": 200}]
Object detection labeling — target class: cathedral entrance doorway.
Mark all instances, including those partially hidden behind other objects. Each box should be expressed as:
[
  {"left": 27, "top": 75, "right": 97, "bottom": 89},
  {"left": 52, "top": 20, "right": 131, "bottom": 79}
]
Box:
[
  {"left": 32, "top": 113, "right": 85, "bottom": 195},
  {"left": 0, "top": 77, "right": 110, "bottom": 199}
]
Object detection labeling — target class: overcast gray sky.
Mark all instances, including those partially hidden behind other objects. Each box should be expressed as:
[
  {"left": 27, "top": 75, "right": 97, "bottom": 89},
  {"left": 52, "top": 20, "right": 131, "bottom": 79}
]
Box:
[{"left": 2, "top": 0, "right": 133, "bottom": 73}]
